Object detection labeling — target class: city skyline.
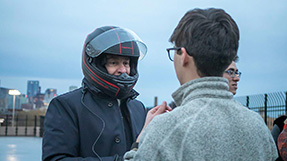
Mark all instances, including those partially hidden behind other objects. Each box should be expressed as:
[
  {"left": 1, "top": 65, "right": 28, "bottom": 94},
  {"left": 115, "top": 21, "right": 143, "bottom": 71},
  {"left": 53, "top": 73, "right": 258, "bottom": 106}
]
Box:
[{"left": 0, "top": 77, "right": 80, "bottom": 96}]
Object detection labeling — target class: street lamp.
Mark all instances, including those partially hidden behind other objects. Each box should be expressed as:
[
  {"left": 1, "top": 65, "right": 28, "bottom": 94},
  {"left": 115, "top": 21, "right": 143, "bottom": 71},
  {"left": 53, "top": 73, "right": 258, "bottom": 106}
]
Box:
[
  {"left": 9, "top": 89, "right": 21, "bottom": 127},
  {"left": 0, "top": 118, "right": 4, "bottom": 128}
]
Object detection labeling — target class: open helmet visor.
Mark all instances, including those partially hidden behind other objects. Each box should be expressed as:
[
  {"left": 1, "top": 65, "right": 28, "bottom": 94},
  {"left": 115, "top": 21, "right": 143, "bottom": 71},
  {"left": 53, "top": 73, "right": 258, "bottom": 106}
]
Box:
[{"left": 85, "top": 28, "right": 147, "bottom": 60}]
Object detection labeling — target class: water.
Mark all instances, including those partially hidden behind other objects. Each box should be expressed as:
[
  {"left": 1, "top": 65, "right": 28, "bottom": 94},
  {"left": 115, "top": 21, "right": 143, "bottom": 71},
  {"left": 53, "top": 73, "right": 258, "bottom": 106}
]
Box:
[{"left": 0, "top": 137, "right": 42, "bottom": 161}]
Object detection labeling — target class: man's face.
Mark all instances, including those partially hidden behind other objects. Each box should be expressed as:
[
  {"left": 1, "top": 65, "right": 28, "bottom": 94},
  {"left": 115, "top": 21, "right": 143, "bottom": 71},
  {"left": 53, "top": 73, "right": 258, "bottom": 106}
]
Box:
[
  {"left": 105, "top": 54, "right": 130, "bottom": 76},
  {"left": 173, "top": 49, "right": 184, "bottom": 85},
  {"left": 223, "top": 61, "right": 240, "bottom": 95}
]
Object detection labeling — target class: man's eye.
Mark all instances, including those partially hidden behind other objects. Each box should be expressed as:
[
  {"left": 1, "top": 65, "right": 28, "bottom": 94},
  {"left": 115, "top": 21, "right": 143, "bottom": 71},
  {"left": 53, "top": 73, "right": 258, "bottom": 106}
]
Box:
[
  {"left": 124, "top": 61, "right": 130, "bottom": 66},
  {"left": 108, "top": 61, "right": 117, "bottom": 65}
]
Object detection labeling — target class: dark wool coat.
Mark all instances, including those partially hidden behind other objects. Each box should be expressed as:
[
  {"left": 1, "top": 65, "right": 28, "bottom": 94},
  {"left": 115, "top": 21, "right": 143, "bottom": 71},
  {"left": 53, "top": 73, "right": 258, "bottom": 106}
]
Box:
[{"left": 42, "top": 86, "right": 146, "bottom": 161}]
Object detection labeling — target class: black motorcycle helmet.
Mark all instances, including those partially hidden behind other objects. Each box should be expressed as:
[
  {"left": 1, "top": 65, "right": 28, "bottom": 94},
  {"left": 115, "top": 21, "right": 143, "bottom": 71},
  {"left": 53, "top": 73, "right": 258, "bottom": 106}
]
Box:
[{"left": 82, "top": 26, "right": 147, "bottom": 99}]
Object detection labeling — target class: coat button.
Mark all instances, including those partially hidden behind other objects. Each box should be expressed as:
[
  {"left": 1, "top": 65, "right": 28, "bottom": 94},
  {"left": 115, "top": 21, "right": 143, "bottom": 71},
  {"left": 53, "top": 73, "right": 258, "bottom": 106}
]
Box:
[
  {"left": 115, "top": 137, "right": 121, "bottom": 143},
  {"left": 108, "top": 102, "right": 113, "bottom": 107}
]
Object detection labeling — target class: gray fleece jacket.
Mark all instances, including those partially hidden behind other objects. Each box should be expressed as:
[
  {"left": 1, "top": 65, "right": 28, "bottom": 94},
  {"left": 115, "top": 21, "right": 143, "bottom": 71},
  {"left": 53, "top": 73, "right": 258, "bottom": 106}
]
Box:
[{"left": 124, "top": 77, "right": 278, "bottom": 161}]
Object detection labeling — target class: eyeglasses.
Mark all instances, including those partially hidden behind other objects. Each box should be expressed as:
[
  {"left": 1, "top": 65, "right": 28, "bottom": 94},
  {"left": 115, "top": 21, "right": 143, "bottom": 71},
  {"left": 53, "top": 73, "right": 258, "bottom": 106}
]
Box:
[
  {"left": 166, "top": 47, "right": 182, "bottom": 61},
  {"left": 225, "top": 70, "right": 242, "bottom": 78}
]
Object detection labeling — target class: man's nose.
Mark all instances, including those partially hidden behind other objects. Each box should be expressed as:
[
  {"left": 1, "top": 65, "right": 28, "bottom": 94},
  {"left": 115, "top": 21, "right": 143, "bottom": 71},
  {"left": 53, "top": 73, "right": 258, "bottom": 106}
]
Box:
[
  {"left": 117, "top": 64, "right": 127, "bottom": 73},
  {"left": 233, "top": 74, "right": 240, "bottom": 81}
]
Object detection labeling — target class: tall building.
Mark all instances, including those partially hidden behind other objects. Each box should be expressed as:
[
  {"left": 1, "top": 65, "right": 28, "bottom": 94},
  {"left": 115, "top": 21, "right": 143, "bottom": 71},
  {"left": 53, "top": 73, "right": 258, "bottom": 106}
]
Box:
[
  {"left": 7, "top": 94, "right": 25, "bottom": 110},
  {"left": 27, "top": 80, "right": 40, "bottom": 103},
  {"left": 0, "top": 87, "right": 27, "bottom": 113},
  {"left": 44, "top": 88, "right": 57, "bottom": 106},
  {"left": 0, "top": 87, "right": 9, "bottom": 113}
]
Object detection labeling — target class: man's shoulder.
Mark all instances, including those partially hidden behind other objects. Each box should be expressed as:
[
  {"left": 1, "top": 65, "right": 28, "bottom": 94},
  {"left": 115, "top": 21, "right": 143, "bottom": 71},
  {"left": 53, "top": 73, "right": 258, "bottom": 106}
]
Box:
[
  {"left": 51, "top": 88, "right": 83, "bottom": 103},
  {"left": 60, "top": 88, "right": 83, "bottom": 97},
  {"left": 145, "top": 112, "right": 178, "bottom": 133},
  {"left": 230, "top": 100, "right": 263, "bottom": 118}
]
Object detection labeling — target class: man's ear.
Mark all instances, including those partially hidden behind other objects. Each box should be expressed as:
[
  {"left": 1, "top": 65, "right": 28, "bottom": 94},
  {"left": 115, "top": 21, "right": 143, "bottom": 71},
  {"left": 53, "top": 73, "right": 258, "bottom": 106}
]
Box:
[{"left": 181, "top": 47, "right": 189, "bottom": 66}]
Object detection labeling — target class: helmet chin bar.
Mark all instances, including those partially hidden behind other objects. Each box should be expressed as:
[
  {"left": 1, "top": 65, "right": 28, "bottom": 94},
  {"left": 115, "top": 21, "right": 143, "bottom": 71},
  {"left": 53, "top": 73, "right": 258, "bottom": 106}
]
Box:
[
  {"left": 88, "top": 70, "right": 138, "bottom": 99},
  {"left": 117, "top": 73, "right": 132, "bottom": 80}
]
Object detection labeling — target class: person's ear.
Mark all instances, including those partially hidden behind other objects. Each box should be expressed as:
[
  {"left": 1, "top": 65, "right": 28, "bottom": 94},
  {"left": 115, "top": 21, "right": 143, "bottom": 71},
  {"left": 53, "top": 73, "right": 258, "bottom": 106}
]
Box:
[{"left": 180, "top": 47, "right": 189, "bottom": 66}]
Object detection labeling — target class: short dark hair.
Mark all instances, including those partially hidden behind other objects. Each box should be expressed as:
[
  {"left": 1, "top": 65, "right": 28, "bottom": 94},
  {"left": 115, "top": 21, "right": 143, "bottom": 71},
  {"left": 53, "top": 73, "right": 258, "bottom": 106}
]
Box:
[
  {"left": 233, "top": 55, "right": 239, "bottom": 63},
  {"left": 169, "top": 8, "right": 239, "bottom": 77}
]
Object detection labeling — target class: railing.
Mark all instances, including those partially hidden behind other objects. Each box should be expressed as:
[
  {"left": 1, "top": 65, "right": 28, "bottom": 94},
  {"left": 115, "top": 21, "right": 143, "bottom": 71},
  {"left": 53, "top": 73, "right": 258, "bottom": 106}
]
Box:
[
  {"left": 1, "top": 91, "right": 286, "bottom": 136},
  {"left": 0, "top": 115, "right": 44, "bottom": 137},
  {"left": 234, "top": 91, "right": 287, "bottom": 130}
]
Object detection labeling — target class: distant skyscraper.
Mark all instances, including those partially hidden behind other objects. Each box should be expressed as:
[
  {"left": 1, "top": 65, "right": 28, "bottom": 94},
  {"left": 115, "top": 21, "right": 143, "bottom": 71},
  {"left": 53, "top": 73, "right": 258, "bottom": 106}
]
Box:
[
  {"left": 0, "top": 87, "right": 10, "bottom": 113},
  {"left": 44, "top": 88, "right": 57, "bottom": 106},
  {"left": 27, "top": 80, "right": 40, "bottom": 103}
]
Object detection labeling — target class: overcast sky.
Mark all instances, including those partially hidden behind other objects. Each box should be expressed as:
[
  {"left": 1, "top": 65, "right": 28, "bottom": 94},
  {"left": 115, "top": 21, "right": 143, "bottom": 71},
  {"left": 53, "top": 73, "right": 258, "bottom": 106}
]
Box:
[{"left": 0, "top": 0, "right": 286, "bottom": 107}]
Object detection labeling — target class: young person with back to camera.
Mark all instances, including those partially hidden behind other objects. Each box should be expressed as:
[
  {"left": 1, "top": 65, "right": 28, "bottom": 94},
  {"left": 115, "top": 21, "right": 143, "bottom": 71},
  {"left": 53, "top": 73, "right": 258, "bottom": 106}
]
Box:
[{"left": 124, "top": 8, "right": 278, "bottom": 161}]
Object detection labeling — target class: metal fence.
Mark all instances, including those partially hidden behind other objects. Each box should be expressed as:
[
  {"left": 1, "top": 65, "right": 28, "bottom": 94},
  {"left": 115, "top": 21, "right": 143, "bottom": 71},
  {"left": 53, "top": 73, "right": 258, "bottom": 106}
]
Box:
[
  {"left": 0, "top": 91, "right": 286, "bottom": 136},
  {"left": 0, "top": 115, "right": 44, "bottom": 137},
  {"left": 234, "top": 91, "right": 287, "bottom": 130}
]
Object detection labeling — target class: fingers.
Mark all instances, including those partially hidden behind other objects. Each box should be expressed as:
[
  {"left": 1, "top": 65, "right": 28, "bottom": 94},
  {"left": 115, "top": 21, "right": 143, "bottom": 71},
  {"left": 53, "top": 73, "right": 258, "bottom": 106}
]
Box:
[
  {"left": 148, "top": 106, "right": 159, "bottom": 114},
  {"left": 166, "top": 105, "right": 173, "bottom": 111},
  {"left": 149, "top": 101, "right": 173, "bottom": 115},
  {"left": 154, "top": 101, "right": 169, "bottom": 115},
  {"left": 149, "top": 101, "right": 165, "bottom": 114}
]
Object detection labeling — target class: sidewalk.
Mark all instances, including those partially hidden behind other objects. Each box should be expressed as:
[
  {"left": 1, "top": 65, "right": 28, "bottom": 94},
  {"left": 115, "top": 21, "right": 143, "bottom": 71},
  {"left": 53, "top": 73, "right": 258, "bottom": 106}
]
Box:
[{"left": 0, "top": 137, "right": 42, "bottom": 161}]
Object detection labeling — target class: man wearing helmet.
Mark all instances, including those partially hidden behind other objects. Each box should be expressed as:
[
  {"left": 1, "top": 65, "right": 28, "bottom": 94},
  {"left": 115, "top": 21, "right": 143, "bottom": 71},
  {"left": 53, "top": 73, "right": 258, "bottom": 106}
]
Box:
[{"left": 42, "top": 26, "right": 148, "bottom": 161}]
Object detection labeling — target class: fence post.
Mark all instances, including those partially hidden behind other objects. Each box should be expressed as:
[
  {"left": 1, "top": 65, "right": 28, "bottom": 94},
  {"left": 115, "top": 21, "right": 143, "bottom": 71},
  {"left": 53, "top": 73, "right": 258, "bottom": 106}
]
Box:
[
  {"left": 154, "top": 96, "right": 158, "bottom": 107},
  {"left": 40, "top": 116, "right": 45, "bottom": 137},
  {"left": 16, "top": 115, "right": 18, "bottom": 136},
  {"left": 25, "top": 115, "right": 28, "bottom": 136},
  {"left": 5, "top": 115, "right": 8, "bottom": 136},
  {"left": 34, "top": 115, "right": 37, "bottom": 136},
  {"left": 264, "top": 94, "right": 268, "bottom": 124},
  {"left": 246, "top": 96, "right": 249, "bottom": 108}
]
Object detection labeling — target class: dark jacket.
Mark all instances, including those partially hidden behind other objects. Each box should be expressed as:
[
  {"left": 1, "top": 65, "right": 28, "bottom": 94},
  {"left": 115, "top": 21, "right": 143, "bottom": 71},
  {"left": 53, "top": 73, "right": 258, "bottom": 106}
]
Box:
[{"left": 42, "top": 83, "right": 146, "bottom": 161}]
